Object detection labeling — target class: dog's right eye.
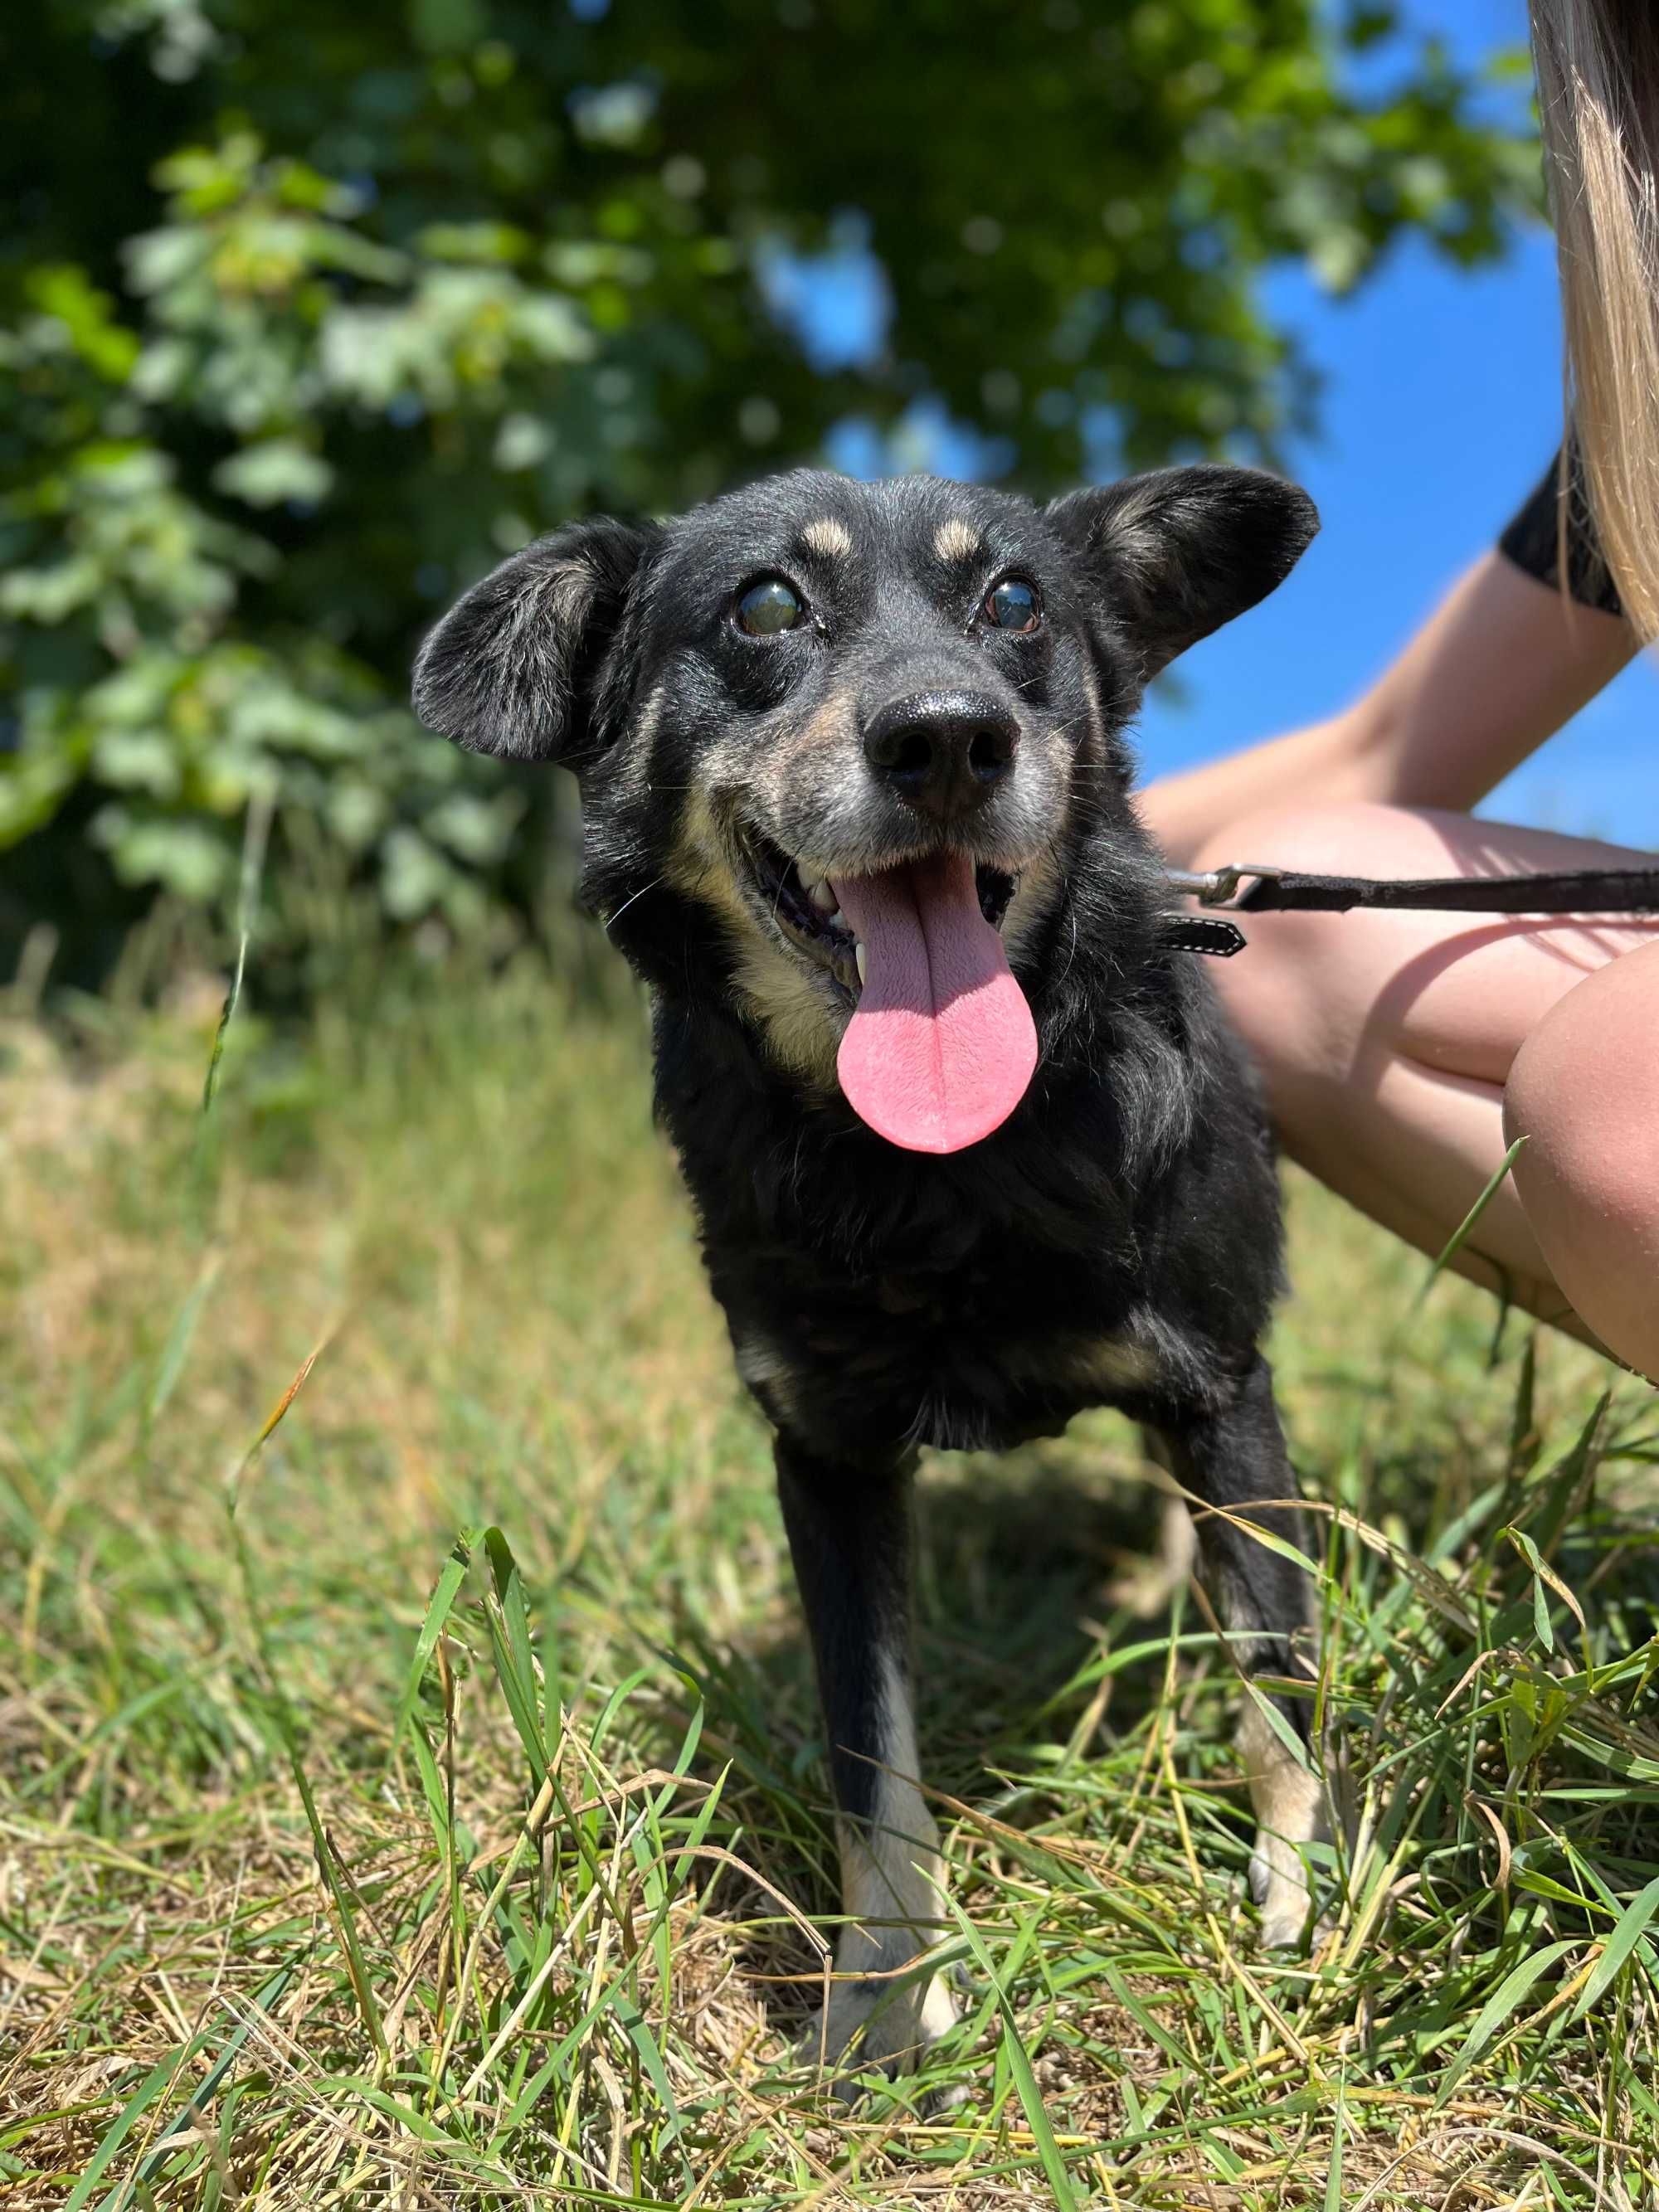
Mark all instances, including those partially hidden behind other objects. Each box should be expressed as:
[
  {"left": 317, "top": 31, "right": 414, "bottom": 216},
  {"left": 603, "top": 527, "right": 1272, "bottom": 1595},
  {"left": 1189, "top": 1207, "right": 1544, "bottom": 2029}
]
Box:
[{"left": 735, "top": 577, "right": 805, "bottom": 636}]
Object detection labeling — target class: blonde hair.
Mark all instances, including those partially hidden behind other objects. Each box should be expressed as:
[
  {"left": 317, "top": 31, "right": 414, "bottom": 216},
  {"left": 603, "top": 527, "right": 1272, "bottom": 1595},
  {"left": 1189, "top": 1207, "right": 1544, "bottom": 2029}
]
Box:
[{"left": 1530, "top": 0, "right": 1659, "bottom": 639}]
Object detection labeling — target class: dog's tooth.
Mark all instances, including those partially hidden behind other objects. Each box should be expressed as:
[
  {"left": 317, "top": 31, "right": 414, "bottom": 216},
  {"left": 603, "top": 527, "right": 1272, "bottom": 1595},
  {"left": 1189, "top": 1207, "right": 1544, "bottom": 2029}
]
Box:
[
  {"left": 808, "top": 879, "right": 839, "bottom": 916},
  {"left": 854, "top": 941, "right": 867, "bottom": 984}
]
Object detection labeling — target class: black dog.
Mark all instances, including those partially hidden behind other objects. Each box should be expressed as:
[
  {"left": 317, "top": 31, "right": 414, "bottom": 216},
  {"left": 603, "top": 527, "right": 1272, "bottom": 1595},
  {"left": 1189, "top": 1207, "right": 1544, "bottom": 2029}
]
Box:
[{"left": 414, "top": 463, "right": 1326, "bottom": 2077}]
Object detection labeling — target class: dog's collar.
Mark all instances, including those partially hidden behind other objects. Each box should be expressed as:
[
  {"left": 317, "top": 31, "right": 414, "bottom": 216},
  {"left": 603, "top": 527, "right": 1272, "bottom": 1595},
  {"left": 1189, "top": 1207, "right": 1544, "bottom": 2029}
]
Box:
[{"left": 1163, "top": 915, "right": 1246, "bottom": 958}]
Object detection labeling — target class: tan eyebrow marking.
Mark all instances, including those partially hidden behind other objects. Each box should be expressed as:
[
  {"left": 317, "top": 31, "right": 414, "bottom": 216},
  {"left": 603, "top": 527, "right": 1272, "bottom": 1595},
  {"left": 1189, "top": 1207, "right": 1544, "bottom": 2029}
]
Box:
[
  {"left": 933, "top": 517, "right": 982, "bottom": 562},
  {"left": 803, "top": 517, "right": 853, "bottom": 558}
]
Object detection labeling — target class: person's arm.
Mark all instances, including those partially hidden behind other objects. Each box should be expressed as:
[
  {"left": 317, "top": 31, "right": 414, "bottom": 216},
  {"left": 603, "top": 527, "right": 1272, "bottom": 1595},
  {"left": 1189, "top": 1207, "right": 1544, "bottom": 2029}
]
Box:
[{"left": 1141, "top": 551, "right": 1637, "bottom": 867}]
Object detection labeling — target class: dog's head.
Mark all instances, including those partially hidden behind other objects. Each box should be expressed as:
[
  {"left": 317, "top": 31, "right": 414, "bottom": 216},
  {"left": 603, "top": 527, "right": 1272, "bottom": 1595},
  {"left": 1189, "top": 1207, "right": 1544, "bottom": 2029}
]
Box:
[{"left": 414, "top": 466, "right": 1315, "bottom": 1148}]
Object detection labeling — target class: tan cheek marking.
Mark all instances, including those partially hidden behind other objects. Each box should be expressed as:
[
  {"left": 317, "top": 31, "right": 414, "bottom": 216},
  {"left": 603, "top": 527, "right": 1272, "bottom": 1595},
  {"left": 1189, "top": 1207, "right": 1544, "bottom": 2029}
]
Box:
[
  {"left": 933, "top": 518, "right": 982, "bottom": 563},
  {"left": 732, "top": 947, "right": 841, "bottom": 1089},
  {"left": 804, "top": 517, "right": 854, "bottom": 558},
  {"left": 666, "top": 790, "right": 843, "bottom": 1091},
  {"left": 1000, "top": 848, "right": 1062, "bottom": 964},
  {"left": 802, "top": 693, "right": 857, "bottom": 749},
  {"left": 666, "top": 787, "right": 729, "bottom": 897},
  {"left": 665, "top": 788, "right": 759, "bottom": 955}
]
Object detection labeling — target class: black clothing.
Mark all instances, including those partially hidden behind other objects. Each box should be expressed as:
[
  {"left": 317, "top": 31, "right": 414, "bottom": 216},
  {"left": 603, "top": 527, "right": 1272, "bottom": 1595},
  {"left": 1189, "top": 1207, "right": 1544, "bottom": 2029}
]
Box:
[{"left": 1498, "top": 447, "right": 1623, "bottom": 617}]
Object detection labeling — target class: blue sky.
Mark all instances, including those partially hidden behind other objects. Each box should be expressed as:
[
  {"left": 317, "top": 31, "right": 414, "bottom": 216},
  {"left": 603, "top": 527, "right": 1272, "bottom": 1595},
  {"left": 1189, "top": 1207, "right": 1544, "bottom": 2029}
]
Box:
[
  {"left": 1135, "top": 221, "right": 1659, "bottom": 840},
  {"left": 1131, "top": 0, "right": 1657, "bottom": 843},
  {"left": 776, "top": 0, "right": 1659, "bottom": 845}
]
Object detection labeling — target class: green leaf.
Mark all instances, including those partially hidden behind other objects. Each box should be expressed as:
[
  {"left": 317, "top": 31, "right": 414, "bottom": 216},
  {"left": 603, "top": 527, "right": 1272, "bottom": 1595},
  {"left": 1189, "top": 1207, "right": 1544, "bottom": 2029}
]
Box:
[{"left": 212, "top": 440, "right": 335, "bottom": 509}]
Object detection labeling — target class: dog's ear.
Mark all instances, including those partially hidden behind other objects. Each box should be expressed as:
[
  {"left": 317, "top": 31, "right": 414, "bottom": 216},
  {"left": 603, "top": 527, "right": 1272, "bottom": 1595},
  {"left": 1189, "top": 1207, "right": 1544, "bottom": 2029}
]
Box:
[
  {"left": 1045, "top": 465, "right": 1317, "bottom": 681},
  {"left": 412, "top": 515, "right": 661, "bottom": 766}
]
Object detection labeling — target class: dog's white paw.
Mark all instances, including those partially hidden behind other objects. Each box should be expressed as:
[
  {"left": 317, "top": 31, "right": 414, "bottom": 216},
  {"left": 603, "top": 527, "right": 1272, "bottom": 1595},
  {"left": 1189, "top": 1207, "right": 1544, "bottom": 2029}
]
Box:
[
  {"left": 1250, "top": 1830, "right": 1317, "bottom": 1952},
  {"left": 801, "top": 1963, "right": 961, "bottom": 2095},
  {"left": 1238, "top": 1698, "right": 1329, "bottom": 1952}
]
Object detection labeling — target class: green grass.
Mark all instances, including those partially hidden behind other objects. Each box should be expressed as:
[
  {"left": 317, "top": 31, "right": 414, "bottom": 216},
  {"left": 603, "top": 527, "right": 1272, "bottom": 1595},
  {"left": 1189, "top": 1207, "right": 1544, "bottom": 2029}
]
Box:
[{"left": 3, "top": 949, "right": 1659, "bottom": 2207}]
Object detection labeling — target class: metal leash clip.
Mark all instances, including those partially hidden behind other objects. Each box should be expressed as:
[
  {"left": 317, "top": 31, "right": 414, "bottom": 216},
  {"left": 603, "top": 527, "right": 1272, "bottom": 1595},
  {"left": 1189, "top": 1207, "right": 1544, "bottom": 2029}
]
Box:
[{"left": 1164, "top": 863, "right": 1283, "bottom": 911}]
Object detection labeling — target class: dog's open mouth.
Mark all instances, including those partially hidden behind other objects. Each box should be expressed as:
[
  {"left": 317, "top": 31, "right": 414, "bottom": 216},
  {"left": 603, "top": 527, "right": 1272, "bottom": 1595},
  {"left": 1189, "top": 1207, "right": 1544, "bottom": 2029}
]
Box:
[
  {"left": 738, "top": 825, "right": 1038, "bottom": 1155},
  {"left": 739, "top": 824, "right": 1017, "bottom": 994}
]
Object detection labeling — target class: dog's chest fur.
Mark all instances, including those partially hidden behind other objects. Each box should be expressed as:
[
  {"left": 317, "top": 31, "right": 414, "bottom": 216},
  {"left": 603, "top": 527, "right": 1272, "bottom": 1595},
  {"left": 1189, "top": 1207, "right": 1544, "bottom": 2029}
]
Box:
[{"left": 651, "top": 981, "right": 1283, "bottom": 1457}]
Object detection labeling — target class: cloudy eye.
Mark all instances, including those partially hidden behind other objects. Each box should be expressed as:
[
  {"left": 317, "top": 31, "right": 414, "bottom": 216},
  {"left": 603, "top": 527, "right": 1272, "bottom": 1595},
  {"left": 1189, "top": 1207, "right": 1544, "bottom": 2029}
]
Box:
[
  {"left": 985, "top": 576, "right": 1040, "bottom": 632},
  {"left": 735, "top": 576, "right": 805, "bottom": 636}
]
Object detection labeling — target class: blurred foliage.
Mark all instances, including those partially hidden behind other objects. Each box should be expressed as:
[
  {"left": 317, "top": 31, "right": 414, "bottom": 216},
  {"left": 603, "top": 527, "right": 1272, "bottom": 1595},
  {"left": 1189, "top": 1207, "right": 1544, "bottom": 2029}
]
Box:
[{"left": 0, "top": 0, "right": 1538, "bottom": 984}]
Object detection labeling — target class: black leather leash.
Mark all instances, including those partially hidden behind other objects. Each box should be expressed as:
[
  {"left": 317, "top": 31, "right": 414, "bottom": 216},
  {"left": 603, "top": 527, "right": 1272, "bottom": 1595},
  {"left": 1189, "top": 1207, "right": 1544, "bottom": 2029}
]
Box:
[{"left": 1165, "top": 863, "right": 1659, "bottom": 958}]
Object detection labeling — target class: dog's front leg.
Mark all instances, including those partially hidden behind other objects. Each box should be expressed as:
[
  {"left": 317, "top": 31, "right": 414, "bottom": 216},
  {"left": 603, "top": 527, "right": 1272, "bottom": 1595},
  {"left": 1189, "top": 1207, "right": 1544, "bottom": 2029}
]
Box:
[
  {"left": 1155, "top": 1357, "right": 1329, "bottom": 1949},
  {"left": 775, "top": 1435, "right": 958, "bottom": 2082}
]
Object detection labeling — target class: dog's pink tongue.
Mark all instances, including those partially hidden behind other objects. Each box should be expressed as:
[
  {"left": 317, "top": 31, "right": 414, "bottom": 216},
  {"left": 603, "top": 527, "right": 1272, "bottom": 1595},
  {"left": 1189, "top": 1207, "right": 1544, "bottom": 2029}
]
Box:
[{"left": 830, "top": 852, "right": 1038, "bottom": 1154}]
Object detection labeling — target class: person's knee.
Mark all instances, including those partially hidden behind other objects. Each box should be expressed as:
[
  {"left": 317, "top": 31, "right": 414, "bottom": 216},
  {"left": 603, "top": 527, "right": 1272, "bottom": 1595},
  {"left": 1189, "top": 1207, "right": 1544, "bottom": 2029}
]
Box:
[
  {"left": 1504, "top": 994, "right": 1652, "bottom": 1232},
  {"left": 1507, "top": 956, "right": 1654, "bottom": 1179}
]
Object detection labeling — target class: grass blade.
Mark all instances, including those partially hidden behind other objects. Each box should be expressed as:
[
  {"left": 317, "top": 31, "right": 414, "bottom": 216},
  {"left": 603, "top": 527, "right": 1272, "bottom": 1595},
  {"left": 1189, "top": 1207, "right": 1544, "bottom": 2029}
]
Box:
[
  {"left": 200, "top": 789, "right": 273, "bottom": 1120},
  {"left": 946, "top": 1898, "right": 1078, "bottom": 2211},
  {"left": 1433, "top": 1939, "right": 1576, "bottom": 2107},
  {"left": 146, "top": 1256, "right": 223, "bottom": 1427},
  {"left": 64, "top": 2049, "right": 195, "bottom": 2212},
  {"left": 1411, "top": 1135, "right": 1527, "bottom": 1311},
  {"left": 389, "top": 1531, "right": 475, "bottom": 1756},
  {"left": 115, "top": 1965, "right": 296, "bottom": 2201},
  {"left": 1572, "top": 1873, "right": 1659, "bottom": 2020}
]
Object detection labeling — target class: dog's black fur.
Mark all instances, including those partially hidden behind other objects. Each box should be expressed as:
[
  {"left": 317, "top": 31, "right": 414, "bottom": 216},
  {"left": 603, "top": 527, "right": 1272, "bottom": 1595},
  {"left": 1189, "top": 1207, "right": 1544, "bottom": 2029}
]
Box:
[{"left": 415, "top": 464, "right": 1325, "bottom": 2073}]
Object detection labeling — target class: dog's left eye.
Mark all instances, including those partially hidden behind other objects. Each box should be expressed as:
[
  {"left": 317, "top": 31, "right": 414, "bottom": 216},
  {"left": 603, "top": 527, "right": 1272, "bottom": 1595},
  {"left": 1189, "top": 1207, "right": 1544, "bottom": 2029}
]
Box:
[
  {"left": 985, "top": 577, "right": 1041, "bottom": 632},
  {"left": 735, "top": 577, "right": 805, "bottom": 636}
]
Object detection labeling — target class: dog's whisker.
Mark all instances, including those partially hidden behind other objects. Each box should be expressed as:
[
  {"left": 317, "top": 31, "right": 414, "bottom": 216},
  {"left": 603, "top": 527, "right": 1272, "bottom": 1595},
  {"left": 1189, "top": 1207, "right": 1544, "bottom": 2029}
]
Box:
[{"left": 601, "top": 872, "right": 668, "bottom": 931}]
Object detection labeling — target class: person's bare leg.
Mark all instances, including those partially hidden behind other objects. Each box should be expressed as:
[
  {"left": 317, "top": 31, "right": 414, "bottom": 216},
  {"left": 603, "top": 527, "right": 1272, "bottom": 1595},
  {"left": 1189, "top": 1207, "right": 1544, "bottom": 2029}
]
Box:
[
  {"left": 1177, "top": 801, "right": 1659, "bottom": 1374},
  {"left": 1506, "top": 939, "right": 1659, "bottom": 1371}
]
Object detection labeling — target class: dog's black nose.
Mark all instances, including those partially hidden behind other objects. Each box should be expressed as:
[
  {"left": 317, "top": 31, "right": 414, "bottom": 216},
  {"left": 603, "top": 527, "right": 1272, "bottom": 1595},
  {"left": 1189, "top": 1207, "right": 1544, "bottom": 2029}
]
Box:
[{"left": 863, "top": 689, "right": 1019, "bottom": 821}]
